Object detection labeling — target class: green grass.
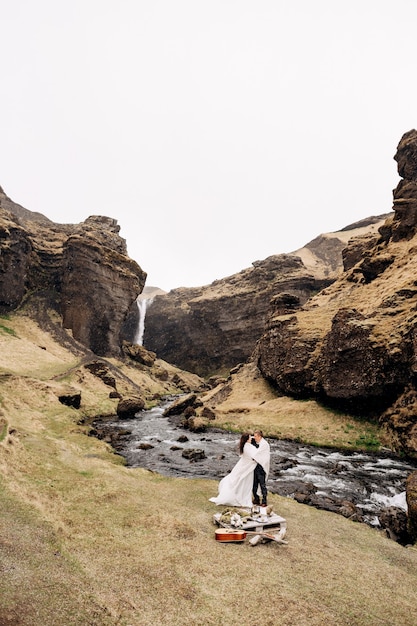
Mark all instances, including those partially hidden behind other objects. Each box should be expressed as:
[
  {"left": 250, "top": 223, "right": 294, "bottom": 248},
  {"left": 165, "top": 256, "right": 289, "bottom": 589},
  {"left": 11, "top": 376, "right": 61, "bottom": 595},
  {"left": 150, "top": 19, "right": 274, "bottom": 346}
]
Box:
[
  {"left": 355, "top": 432, "right": 381, "bottom": 450},
  {"left": 0, "top": 322, "right": 17, "bottom": 337},
  {"left": 0, "top": 420, "right": 7, "bottom": 442}
]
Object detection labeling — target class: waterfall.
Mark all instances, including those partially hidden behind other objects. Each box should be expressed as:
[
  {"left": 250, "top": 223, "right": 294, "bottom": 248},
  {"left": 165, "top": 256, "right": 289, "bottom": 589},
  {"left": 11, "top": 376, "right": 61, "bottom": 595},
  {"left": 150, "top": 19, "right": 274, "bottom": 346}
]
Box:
[{"left": 135, "top": 297, "right": 153, "bottom": 345}]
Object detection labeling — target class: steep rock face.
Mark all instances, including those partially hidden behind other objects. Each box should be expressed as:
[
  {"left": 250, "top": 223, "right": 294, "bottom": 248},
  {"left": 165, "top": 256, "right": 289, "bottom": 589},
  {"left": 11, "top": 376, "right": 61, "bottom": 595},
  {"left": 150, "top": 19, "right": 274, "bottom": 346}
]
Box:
[
  {"left": 0, "top": 187, "right": 146, "bottom": 356},
  {"left": 61, "top": 217, "right": 145, "bottom": 355},
  {"left": 0, "top": 207, "right": 33, "bottom": 309},
  {"left": 391, "top": 129, "right": 417, "bottom": 242},
  {"left": 144, "top": 255, "right": 331, "bottom": 376},
  {"left": 256, "top": 130, "right": 417, "bottom": 455},
  {"left": 143, "top": 216, "right": 389, "bottom": 377}
]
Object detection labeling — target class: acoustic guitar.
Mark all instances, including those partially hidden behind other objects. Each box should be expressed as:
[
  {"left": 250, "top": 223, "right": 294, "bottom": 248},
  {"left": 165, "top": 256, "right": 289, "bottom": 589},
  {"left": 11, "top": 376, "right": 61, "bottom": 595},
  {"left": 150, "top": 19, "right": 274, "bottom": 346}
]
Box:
[{"left": 215, "top": 528, "right": 247, "bottom": 542}]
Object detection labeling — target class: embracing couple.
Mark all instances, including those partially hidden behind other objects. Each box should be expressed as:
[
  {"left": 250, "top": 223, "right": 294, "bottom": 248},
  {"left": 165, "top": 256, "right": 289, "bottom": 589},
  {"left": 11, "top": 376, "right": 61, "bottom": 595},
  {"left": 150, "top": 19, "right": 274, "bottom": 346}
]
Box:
[{"left": 209, "top": 430, "right": 271, "bottom": 509}]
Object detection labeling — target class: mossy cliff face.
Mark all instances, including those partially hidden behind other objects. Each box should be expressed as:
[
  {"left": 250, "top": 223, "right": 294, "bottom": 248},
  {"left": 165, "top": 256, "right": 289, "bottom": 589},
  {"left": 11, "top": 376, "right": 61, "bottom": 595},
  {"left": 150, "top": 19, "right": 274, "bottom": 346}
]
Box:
[
  {"left": 0, "top": 187, "right": 146, "bottom": 356},
  {"left": 143, "top": 216, "right": 388, "bottom": 377},
  {"left": 256, "top": 130, "right": 417, "bottom": 455}
]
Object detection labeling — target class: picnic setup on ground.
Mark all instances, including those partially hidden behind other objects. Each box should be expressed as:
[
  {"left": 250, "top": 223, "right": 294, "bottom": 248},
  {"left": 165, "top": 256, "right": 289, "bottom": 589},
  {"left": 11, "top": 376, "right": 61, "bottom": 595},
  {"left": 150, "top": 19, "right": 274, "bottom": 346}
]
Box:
[
  {"left": 213, "top": 505, "right": 288, "bottom": 546},
  {"left": 209, "top": 431, "right": 288, "bottom": 546}
]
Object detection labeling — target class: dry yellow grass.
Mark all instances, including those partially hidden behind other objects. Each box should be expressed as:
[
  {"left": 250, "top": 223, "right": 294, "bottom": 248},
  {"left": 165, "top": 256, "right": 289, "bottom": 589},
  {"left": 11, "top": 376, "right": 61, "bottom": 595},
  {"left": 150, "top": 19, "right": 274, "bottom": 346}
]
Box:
[{"left": 1, "top": 311, "right": 417, "bottom": 625}]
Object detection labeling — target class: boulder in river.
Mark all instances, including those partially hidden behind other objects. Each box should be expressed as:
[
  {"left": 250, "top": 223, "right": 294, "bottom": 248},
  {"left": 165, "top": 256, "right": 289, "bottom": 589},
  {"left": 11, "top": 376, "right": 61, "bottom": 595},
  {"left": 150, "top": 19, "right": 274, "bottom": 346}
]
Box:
[{"left": 116, "top": 396, "right": 145, "bottom": 418}]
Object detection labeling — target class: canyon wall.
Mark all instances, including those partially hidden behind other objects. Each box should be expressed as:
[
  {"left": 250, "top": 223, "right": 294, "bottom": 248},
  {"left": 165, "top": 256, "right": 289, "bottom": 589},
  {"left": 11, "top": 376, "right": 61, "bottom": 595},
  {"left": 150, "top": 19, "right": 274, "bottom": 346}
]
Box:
[
  {"left": 0, "top": 187, "right": 146, "bottom": 356},
  {"left": 143, "top": 215, "right": 389, "bottom": 376}
]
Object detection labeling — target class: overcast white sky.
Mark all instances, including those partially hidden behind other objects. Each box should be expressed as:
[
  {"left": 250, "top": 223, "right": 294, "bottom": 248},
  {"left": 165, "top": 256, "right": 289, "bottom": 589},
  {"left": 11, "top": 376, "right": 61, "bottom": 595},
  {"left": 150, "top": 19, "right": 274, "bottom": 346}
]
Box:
[{"left": 1, "top": 1, "right": 416, "bottom": 291}]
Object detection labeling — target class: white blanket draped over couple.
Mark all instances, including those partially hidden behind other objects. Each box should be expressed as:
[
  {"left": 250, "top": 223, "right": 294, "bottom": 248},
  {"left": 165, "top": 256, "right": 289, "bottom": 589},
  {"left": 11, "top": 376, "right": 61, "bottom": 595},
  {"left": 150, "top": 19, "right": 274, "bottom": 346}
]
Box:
[{"left": 209, "top": 430, "right": 271, "bottom": 509}]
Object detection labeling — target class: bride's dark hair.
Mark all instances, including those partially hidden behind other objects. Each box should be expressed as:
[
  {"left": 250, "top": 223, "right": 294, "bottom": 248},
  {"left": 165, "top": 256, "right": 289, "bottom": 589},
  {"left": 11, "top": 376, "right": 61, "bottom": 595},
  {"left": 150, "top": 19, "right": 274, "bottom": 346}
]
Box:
[{"left": 239, "top": 432, "right": 250, "bottom": 454}]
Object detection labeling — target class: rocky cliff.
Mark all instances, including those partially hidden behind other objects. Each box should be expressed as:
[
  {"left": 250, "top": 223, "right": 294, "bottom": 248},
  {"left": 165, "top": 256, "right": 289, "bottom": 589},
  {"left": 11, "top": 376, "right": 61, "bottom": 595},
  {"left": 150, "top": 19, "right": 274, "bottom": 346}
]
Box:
[
  {"left": 143, "top": 214, "right": 389, "bottom": 376},
  {"left": 255, "top": 129, "right": 417, "bottom": 455},
  {"left": 0, "top": 186, "right": 146, "bottom": 356}
]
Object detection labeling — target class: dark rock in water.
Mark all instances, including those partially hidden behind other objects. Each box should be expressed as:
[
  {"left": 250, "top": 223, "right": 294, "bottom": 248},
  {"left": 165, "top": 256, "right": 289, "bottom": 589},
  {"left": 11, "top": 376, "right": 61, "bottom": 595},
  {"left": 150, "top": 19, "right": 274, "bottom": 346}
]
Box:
[
  {"left": 289, "top": 484, "right": 363, "bottom": 522},
  {"left": 137, "top": 443, "right": 154, "bottom": 450},
  {"left": 117, "top": 397, "right": 145, "bottom": 418},
  {"left": 378, "top": 506, "right": 409, "bottom": 544},
  {"left": 291, "top": 482, "right": 317, "bottom": 503},
  {"left": 89, "top": 423, "right": 132, "bottom": 450},
  {"left": 181, "top": 448, "right": 206, "bottom": 461},
  {"left": 186, "top": 416, "right": 207, "bottom": 433},
  {"left": 339, "top": 500, "right": 360, "bottom": 520},
  {"left": 274, "top": 457, "right": 299, "bottom": 472},
  {"left": 163, "top": 394, "right": 197, "bottom": 416}
]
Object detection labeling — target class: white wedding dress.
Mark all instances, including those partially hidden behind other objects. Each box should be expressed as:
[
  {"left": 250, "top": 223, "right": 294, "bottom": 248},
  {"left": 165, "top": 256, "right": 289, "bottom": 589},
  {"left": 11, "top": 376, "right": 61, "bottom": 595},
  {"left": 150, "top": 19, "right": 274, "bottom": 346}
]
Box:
[{"left": 209, "top": 441, "right": 256, "bottom": 508}]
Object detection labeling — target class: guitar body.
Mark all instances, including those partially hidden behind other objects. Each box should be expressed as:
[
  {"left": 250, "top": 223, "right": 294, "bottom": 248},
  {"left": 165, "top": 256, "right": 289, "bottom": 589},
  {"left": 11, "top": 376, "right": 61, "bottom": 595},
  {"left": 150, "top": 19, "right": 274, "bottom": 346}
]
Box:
[{"left": 215, "top": 528, "right": 247, "bottom": 542}]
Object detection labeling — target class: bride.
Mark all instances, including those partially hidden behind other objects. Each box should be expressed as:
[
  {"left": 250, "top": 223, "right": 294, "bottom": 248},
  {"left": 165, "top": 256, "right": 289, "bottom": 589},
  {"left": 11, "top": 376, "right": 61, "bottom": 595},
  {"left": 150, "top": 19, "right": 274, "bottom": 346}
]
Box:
[{"left": 209, "top": 433, "right": 256, "bottom": 508}]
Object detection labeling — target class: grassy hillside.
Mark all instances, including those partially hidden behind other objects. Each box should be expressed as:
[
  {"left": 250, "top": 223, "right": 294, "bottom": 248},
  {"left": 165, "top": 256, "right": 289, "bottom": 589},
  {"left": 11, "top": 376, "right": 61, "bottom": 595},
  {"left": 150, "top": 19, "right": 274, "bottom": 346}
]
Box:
[
  {"left": 1, "top": 311, "right": 417, "bottom": 626},
  {"left": 200, "top": 361, "right": 386, "bottom": 451}
]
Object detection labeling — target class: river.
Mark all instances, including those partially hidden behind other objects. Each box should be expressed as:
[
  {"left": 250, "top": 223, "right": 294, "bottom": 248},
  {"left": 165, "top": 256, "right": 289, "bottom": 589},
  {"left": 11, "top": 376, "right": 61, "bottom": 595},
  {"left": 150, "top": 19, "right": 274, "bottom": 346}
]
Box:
[{"left": 92, "top": 399, "right": 417, "bottom": 527}]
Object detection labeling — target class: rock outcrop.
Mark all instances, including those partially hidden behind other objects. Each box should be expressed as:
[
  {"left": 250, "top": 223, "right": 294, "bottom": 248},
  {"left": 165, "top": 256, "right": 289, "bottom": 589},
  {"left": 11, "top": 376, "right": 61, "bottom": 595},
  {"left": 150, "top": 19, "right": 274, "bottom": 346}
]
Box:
[
  {"left": 255, "top": 130, "right": 417, "bottom": 455},
  {"left": 406, "top": 470, "right": 417, "bottom": 542},
  {"left": 143, "top": 215, "right": 388, "bottom": 376},
  {"left": 0, "top": 186, "right": 146, "bottom": 356}
]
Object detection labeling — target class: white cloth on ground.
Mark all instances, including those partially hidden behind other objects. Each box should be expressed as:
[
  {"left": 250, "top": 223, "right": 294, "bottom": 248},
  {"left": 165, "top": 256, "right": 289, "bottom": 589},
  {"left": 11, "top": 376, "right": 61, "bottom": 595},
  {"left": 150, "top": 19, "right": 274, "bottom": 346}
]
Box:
[{"left": 209, "top": 441, "right": 257, "bottom": 508}]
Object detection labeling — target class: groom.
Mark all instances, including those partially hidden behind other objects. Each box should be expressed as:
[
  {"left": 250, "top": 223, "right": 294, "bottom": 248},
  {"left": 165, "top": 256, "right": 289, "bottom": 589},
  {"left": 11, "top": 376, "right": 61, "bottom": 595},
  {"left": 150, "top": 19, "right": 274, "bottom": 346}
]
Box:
[{"left": 251, "top": 430, "right": 271, "bottom": 506}]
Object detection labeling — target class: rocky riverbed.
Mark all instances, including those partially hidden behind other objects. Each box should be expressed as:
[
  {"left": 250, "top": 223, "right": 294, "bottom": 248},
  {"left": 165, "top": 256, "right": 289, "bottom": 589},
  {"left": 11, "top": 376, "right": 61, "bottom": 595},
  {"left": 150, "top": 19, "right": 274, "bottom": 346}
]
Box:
[{"left": 91, "top": 399, "right": 417, "bottom": 542}]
